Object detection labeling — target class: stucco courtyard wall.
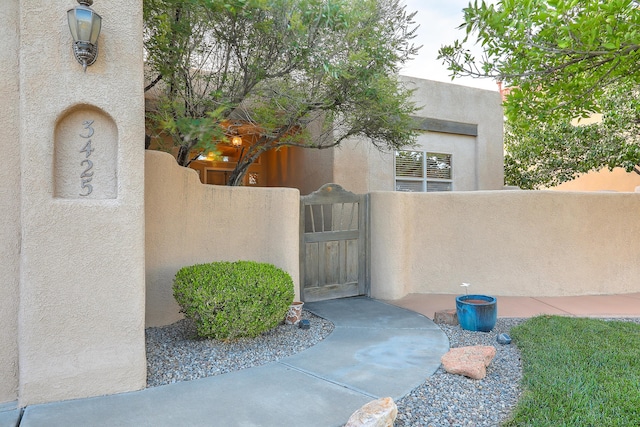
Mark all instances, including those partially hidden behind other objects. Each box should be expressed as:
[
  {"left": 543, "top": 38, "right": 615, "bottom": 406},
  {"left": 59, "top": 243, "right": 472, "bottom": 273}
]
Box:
[
  {"left": 0, "top": 0, "right": 147, "bottom": 407},
  {"left": 0, "top": 2, "right": 21, "bottom": 405},
  {"left": 369, "top": 191, "right": 640, "bottom": 300},
  {"left": 145, "top": 151, "right": 300, "bottom": 327}
]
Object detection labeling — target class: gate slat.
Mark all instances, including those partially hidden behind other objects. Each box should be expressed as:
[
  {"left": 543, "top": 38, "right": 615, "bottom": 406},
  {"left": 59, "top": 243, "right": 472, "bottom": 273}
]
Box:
[
  {"left": 304, "top": 230, "right": 360, "bottom": 242},
  {"left": 300, "top": 184, "right": 368, "bottom": 302}
]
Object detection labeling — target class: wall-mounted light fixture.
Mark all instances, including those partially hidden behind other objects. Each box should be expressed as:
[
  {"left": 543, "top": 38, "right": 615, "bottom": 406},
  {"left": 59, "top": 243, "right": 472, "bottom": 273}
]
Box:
[
  {"left": 67, "top": 0, "right": 102, "bottom": 72},
  {"left": 231, "top": 136, "right": 243, "bottom": 147}
]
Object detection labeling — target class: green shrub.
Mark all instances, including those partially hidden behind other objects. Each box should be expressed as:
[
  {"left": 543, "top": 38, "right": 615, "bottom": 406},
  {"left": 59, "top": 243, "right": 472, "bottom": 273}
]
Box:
[{"left": 173, "top": 261, "right": 295, "bottom": 340}]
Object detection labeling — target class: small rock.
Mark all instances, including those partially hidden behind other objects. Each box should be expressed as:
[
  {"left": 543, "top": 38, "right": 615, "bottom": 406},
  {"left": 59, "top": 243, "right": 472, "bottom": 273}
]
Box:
[
  {"left": 440, "top": 345, "right": 496, "bottom": 380},
  {"left": 496, "top": 333, "right": 511, "bottom": 345},
  {"left": 433, "top": 309, "right": 459, "bottom": 326},
  {"left": 344, "top": 397, "right": 397, "bottom": 427},
  {"left": 299, "top": 319, "right": 311, "bottom": 329}
]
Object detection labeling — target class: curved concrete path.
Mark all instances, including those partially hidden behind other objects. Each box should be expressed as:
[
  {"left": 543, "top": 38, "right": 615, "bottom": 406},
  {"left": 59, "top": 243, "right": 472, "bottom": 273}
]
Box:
[{"left": 15, "top": 297, "right": 448, "bottom": 427}]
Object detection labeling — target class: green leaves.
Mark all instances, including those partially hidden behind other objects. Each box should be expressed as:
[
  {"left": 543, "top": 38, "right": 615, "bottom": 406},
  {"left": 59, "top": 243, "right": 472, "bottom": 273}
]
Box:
[
  {"left": 504, "top": 85, "right": 640, "bottom": 189},
  {"left": 439, "top": 0, "right": 640, "bottom": 188},
  {"left": 145, "top": 0, "right": 420, "bottom": 179},
  {"left": 173, "top": 261, "right": 294, "bottom": 340},
  {"left": 439, "top": 0, "right": 640, "bottom": 120}
]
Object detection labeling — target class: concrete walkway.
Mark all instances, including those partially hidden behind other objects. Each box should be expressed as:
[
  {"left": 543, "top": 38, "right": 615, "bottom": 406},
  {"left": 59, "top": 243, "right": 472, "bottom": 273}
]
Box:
[
  {"left": 11, "top": 297, "right": 449, "bottom": 427},
  {"left": 5, "top": 293, "right": 640, "bottom": 427}
]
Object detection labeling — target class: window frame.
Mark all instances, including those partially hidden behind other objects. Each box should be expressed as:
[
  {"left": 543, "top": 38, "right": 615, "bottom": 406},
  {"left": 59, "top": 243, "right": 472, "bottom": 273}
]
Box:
[{"left": 394, "top": 150, "right": 453, "bottom": 192}]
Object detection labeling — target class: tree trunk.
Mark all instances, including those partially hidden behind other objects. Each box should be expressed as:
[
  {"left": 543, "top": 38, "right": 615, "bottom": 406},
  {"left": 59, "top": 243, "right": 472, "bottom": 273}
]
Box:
[
  {"left": 176, "top": 145, "right": 190, "bottom": 166},
  {"left": 227, "top": 147, "right": 263, "bottom": 186},
  {"left": 228, "top": 162, "right": 250, "bottom": 186}
]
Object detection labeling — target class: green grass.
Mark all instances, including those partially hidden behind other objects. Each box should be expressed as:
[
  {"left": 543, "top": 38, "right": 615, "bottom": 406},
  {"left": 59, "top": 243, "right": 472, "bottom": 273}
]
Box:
[{"left": 503, "top": 316, "right": 640, "bottom": 426}]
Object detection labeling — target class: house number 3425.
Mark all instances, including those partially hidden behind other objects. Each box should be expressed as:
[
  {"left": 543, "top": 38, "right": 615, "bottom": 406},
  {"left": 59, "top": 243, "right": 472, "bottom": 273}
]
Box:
[{"left": 79, "top": 120, "right": 95, "bottom": 196}]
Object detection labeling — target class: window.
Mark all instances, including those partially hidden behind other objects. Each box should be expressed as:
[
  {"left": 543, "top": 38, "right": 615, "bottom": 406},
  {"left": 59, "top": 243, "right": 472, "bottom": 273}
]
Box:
[{"left": 395, "top": 151, "right": 452, "bottom": 192}]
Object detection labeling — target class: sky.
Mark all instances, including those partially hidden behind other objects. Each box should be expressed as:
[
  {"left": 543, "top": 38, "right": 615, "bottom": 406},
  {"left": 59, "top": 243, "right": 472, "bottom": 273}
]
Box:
[{"left": 400, "top": 0, "right": 498, "bottom": 92}]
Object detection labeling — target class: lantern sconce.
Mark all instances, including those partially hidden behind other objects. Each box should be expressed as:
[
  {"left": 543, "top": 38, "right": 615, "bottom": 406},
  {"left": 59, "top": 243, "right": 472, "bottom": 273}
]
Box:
[
  {"left": 231, "top": 136, "right": 243, "bottom": 147},
  {"left": 67, "top": 0, "right": 102, "bottom": 72}
]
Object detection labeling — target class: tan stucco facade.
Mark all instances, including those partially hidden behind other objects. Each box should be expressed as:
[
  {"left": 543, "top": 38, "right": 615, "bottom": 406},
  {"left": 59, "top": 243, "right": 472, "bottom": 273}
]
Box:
[
  {"left": 550, "top": 168, "right": 640, "bottom": 192},
  {"left": 369, "top": 190, "right": 640, "bottom": 300},
  {"left": 0, "top": 1, "right": 21, "bottom": 406},
  {"left": 2, "top": 0, "right": 638, "bottom": 409},
  {"left": 1, "top": 1, "right": 146, "bottom": 407},
  {"left": 329, "top": 77, "right": 504, "bottom": 194},
  {"left": 145, "top": 151, "right": 300, "bottom": 327}
]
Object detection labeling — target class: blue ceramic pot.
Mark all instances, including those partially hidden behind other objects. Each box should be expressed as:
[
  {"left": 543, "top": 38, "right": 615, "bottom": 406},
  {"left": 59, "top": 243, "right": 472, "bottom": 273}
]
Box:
[{"left": 456, "top": 294, "right": 497, "bottom": 332}]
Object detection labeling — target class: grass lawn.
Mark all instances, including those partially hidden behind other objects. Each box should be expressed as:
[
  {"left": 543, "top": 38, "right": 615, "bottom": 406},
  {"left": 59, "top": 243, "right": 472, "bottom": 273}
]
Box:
[{"left": 503, "top": 316, "right": 640, "bottom": 426}]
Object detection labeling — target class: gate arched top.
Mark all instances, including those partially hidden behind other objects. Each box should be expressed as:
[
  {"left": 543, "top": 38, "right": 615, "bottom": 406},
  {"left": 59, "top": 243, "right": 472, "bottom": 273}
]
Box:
[
  {"left": 299, "top": 183, "right": 369, "bottom": 302},
  {"left": 301, "top": 183, "right": 361, "bottom": 204}
]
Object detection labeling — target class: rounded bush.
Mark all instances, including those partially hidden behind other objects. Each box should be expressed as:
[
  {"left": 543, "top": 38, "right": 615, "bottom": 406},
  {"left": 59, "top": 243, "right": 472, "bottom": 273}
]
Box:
[{"left": 173, "top": 261, "right": 295, "bottom": 340}]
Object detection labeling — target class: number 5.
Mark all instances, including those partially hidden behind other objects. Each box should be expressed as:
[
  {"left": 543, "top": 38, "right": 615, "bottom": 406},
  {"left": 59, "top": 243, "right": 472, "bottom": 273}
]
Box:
[{"left": 80, "top": 178, "right": 93, "bottom": 196}]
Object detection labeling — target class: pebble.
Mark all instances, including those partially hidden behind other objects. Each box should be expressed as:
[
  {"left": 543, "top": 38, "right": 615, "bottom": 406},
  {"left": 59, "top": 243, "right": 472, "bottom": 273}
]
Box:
[
  {"left": 145, "top": 310, "right": 334, "bottom": 387},
  {"left": 394, "top": 317, "right": 640, "bottom": 426},
  {"left": 497, "top": 333, "right": 512, "bottom": 345},
  {"left": 394, "top": 318, "right": 525, "bottom": 427},
  {"left": 146, "top": 313, "right": 640, "bottom": 426}
]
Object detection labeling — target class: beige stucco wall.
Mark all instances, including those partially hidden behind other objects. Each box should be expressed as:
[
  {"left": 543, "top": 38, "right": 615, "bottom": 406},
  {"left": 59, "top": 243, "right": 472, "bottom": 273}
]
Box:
[
  {"left": 266, "top": 145, "right": 334, "bottom": 195},
  {"left": 332, "top": 77, "right": 504, "bottom": 193},
  {"left": 370, "top": 191, "right": 640, "bottom": 300},
  {"left": 14, "top": 1, "right": 146, "bottom": 406},
  {"left": 0, "top": 2, "right": 20, "bottom": 406},
  {"left": 332, "top": 141, "right": 394, "bottom": 194},
  {"left": 145, "top": 151, "right": 300, "bottom": 327},
  {"left": 550, "top": 168, "right": 640, "bottom": 192}
]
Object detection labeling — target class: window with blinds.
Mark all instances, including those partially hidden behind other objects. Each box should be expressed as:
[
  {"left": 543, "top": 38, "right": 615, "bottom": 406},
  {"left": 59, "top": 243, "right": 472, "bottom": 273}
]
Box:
[{"left": 395, "top": 151, "right": 452, "bottom": 192}]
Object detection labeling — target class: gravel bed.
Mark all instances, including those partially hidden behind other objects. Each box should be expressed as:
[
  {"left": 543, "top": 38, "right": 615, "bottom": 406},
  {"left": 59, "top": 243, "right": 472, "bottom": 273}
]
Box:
[
  {"left": 145, "top": 310, "right": 334, "bottom": 387},
  {"left": 146, "top": 314, "right": 640, "bottom": 426},
  {"left": 394, "top": 317, "right": 640, "bottom": 427},
  {"left": 395, "top": 318, "right": 526, "bottom": 427}
]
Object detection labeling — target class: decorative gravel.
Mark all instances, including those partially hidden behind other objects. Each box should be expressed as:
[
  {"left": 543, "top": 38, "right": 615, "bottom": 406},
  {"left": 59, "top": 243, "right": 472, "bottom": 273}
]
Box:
[
  {"left": 146, "top": 314, "right": 640, "bottom": 426},
  {"left": 394, "top": 317, "right": 640, "bottom": 427},
  {"left": 145, "top": 310, "right": 334, "bottom": 388},
  {"left": 395, "top": 318, "right": 526, "bottom": 427}
]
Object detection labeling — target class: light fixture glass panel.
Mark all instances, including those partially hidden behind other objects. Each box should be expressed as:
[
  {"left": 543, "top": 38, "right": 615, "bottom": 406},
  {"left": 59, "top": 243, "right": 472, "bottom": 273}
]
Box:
[
  {"left": 67, "top": 9, "right": 79, "bottom": 41},
  {"left": 90, "top": 14, "right": 102, "bottom": 43},
  {"left": 75, "top": 8, "right": 94, "bottom": 41}
]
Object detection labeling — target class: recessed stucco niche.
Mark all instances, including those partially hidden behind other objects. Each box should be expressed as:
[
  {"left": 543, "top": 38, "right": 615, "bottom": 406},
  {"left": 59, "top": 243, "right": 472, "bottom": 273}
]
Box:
[{"left": 54, "top": 106, "right": 118, "bottom": 199}]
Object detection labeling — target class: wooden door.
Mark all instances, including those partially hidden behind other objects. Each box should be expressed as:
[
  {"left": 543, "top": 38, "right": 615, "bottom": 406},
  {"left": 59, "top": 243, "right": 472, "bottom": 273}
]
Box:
[{"left": 300, "top": 184, "right": 368, "bottom": 302}]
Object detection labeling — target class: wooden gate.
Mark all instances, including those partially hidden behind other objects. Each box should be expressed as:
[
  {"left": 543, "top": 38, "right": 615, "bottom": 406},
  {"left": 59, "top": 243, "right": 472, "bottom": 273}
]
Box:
[{"left": 300, "top": 184, "right": 368, "bottom": 302}]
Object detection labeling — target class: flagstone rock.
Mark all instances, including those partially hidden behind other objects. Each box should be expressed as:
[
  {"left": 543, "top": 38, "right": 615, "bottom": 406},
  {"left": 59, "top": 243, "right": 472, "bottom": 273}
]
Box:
[
  {"left": 440, "top": 345, "right": 496, "bottom": 380},
  {"left": 344, "top": 397, "right": 397, "bottom": 427},
  {"left": 433, "top": 309, "right": 458, "bottom": 326}
]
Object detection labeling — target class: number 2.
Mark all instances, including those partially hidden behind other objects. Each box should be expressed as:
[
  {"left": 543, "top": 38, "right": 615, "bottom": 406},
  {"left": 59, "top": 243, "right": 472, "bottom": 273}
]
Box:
[{"left": 80, "top": 159, "right": 94, "bottom": 178}]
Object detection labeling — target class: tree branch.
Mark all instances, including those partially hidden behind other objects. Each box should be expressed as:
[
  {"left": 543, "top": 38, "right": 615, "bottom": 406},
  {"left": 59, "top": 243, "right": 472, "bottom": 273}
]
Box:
[{"left": 145, "top": 74, "right": 163, "bottom": 92}]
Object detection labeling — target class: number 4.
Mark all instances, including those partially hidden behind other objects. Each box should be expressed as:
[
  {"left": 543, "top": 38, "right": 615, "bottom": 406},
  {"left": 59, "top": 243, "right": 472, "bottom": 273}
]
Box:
[{"left": 80, "top": 140, "right": 94, "bottom": 158}]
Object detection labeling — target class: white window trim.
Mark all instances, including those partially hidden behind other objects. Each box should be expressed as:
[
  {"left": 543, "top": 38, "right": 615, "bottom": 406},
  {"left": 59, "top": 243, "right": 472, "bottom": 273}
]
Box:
[{"left": 395, "top": 150, "right": 453, "bottom": 192}]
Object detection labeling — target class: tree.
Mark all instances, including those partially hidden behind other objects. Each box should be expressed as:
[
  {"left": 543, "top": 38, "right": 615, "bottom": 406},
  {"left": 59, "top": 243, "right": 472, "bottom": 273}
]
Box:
[
  {"left": 144, "top": 0, "right": 420, "bottom": 185},
  {"left": 504, "top": 87, "right": 640, "bottom": 189},
  {"left": 438, "top": 0, "right": 640, "bottom": 187}
]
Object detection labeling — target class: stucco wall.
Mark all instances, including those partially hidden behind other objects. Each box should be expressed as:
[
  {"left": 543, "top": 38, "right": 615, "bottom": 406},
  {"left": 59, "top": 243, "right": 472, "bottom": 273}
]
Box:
[
  {"left": 145, "top": 151, "right": 300, "bottom": 327},
  {"left": 401, "top": 78, "right": 504, "bottom": 190},
  {"left": 332, "top": 77, "right": 504, "bottom": 193},
  {"left": 266, "top": 145, "right": 334, "bottom": 195},
  {"left": 550, "top": 168, "right": 640, "bottom": 192},
  {"left": 370, "top": 191, "right": 640, "bottom": 300},
  {"left": 16, "top": 1, "right": 146, "bottom": 406},
  {"left": 0, "top": 2, "right": 20, "bottom": 406}
]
